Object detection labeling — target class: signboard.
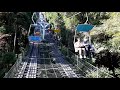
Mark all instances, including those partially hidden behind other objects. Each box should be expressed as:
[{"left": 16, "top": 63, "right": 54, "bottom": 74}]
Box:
[
  {"left": 54, "top": 29, "right": 61, "bottom": 33},
  {"left": 28, "top": 36, "right": 42, "bottom": 42},
  {"left": 76, "top": 24, "right": 94, "bottom": 32}
]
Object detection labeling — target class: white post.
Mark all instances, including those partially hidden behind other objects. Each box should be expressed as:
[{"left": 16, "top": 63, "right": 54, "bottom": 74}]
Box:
[
  {"left": 86, "top": 12, "right": 88, "bottom": 23},
  {"left": 97, "top": 66, "right": 98, "bottom": 78},
  {"left": 74, "top": 29, "right": 76, "bottom": 44},
  {"left": 32, "top": 12, "right": 35, "bottom": 24},
  {"left": 88, "top": 31, "right": 91, "bottom": 45},
  {"left": 13, "top": 25, "right": 17, "bottom": 53},
  {"left": 28, "top": 25, "right": 31, "bottom": 36},
  {"left": 43, "top": 23, "right": 45, "bottom": 40}
]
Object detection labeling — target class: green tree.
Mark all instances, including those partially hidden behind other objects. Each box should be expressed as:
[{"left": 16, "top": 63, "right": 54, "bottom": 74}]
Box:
[
  {"left": 0, "top": 12, "right": 32, "bottom": 53},
  {"left": 2, "top": 52, "right": 16, "bottom": 68}
]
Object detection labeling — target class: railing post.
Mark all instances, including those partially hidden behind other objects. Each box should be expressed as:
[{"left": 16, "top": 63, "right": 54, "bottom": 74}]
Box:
[
  {"left": 77, "top": 55, "right": 78, "bottom": 66},
  {"left": 97, "top": 67, "right": 98, "bottom": 78}
]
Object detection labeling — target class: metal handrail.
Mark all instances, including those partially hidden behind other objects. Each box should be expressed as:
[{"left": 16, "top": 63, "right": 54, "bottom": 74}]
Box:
[
  {"left": 59, "top": 42, "right": 114, "bottom": 78},
  {"left": 4, "top": 46, "right": 29, "bottom": 78},
  {"left": 4, "top": 54, "right": 22, "bottom": 78}
]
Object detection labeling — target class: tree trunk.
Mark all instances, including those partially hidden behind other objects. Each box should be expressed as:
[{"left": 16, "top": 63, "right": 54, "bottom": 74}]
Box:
[{"left": 13, "top": 25, "right": 17, "bottom": 53}]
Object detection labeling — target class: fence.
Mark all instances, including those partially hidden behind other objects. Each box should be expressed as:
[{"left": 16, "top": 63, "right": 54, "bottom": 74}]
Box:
[
  {"left": 4, "top": 45, "right": 29, "bottom": 78},
  {"left": 59, "top": 42, "right": 114, "bottom": 78}
]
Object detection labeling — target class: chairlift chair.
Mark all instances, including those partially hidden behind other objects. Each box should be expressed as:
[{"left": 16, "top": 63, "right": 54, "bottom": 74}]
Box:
[
  {"left": 28, "top": 12, "right": 50, "bottom": 43},
  {"left": 74, "top": 12, "right": 94, "bottom": 58}
]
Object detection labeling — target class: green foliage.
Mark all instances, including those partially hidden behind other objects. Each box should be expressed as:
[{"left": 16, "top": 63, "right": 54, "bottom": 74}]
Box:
[
  {"left": 86, "top": 67, "right": 112, "bottom": 78},
  {"left": 0, "top": 12, "right": 32, "bottom": 53},
  {"left": 91, "top": 31, "right": 112, "bottom": 44},
  {"left": 45, "top": 12, "right": 59, "bottom": 28},
  {"left": 0, "top": 52, "right": 16, "bottom": 77},
  {"left": 91, "top": 12, "right": 120, "bottom": 52},
  {"left": 95, "top": 49, "right": 120, "bottom": 77},
  {"left": 109, "top": 36, "right": 120, "bottom": 50},
  {"left": 2, "top": 52, "right": 16, "bottom": 65},
  {"left": 0, "top": 26, "right": 6, "bottom": 33},
  {"left": 88, "top": 12, "right": 109, "bottom": 25}
]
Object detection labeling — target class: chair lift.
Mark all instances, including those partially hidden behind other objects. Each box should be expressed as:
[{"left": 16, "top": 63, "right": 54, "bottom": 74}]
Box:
[
  {"left": 28, "top": 12, "right": 50, "bottom": 43},
  {"left": 74, "top": 12, "right": 94, "bottom": 58}
]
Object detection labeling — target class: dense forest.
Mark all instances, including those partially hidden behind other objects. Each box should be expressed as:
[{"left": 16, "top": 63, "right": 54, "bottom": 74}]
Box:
[
  {"left": 0, "top": 12, "right": 120, "bottom": 78},
  {"left": 0, "top": 12, "right": 33, "bottom": 77}
]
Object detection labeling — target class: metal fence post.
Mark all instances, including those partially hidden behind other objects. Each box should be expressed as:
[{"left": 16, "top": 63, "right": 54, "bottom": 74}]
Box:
[{"left": 97, "top": 67, "right": 98, "bottom": 78}]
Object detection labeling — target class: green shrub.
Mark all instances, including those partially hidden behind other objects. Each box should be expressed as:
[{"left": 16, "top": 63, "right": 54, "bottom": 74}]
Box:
[
  {"left": 86, "top": 67, "right": 112, "bottom": 78},
  {"left": 0, "top": 26, "right": 6, "bottom": 33},
  {"left": 2, "top": 52, "right": 16, "bottom": 65}
]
